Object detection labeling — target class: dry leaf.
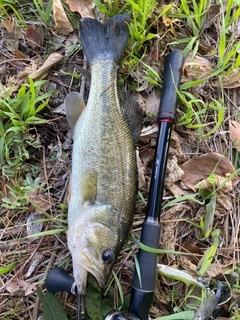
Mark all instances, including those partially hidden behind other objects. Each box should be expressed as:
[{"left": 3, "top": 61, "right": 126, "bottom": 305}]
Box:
[
  {"left": 140, "top": 124, "right": 158, "bottom": 140},
  {"left": 26, "top": 213, "right": 44, "bottom": 238},
  {"left": 145, "top": 88, "right": 160, "bottom": 115},
  {"left": 182, "top": 54, "right": 213, "bottom": 81},
  {"left": 136, "top": 149, "right": 146, "bottom": 189},
  {"left": 166, "top": 181, "right": 193, "bottom": 199},
  {"left": 181, "top": 153, "right": 239, "bottom": 192},
  {"left": 165, "top": 156, "right": 184, "bottom": 184},
  {"left": 2, "top": 19, "right": 15, "bottom": 32},
  {"left": 213, "top": 67, "right": 240, "bottom": 88},
  {"left": 29, "top": 52, "right": 64, "bottom": 79},
  {"left": 26, "top": 27, "right": 41, "bottom": 48},
  {"left": 229, "top": 120, "right": 240, "bottom": 151},
  {"left": 66, "top": 0, "right": 95, "bottom": 18},
  {"left": 25, "top": 253, "right": 43, "bottom": 278},
  {"left": 53, "top": 0, "right": 73, "bottom": 35},
  {"left": 14, "top": 49, "right": 27, "bottom": 59},
  {"left": 6, "top": 279, "right": 36, "bottom": 296},
  {"left": 28, "top": 195, "right": 52, "bottom": 213}
]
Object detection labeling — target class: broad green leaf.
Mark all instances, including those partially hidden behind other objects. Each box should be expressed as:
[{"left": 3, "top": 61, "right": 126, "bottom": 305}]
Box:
[
  {"left": 157, "top": 264, "right": 205, "bottom": 289},
  {"left": 155, "top": 311, "right": 195, "bottom": 319},
  {"left": 86, "top": 274, "right": 115, "bottom": 320},
  {"left": 197, "top": 229, "right": 221, "bottom": 277},
  {"left": 0, "top": 262, "right": 15, "bottom": 275},
  {"left": 36, "top": 286, "right": 68, "bottom": 320}
]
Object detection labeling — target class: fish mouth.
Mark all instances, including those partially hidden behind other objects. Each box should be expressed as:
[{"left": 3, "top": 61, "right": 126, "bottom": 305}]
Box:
[
  {"left": 72, "top": 245, "right": 108, "bottom": 294},
  {"left": 81, "top": 246, "right": 108, "bottom": 287}
]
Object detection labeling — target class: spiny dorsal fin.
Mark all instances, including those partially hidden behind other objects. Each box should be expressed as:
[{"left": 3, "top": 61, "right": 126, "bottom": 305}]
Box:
[{"left": 121, "top": 92, "right": 143, "bottom": 145}]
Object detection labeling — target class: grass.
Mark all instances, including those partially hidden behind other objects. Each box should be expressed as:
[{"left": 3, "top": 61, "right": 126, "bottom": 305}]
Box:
[{"left": 0, "top": 0, "right": 240, "bottom": 319}]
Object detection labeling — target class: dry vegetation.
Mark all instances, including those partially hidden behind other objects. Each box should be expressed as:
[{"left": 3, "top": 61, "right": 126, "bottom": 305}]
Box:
[{"left": 0, "top": 0, "right": 240, "bottom": 319}]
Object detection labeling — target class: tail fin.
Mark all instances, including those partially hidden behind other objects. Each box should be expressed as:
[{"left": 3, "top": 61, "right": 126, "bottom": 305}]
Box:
[{"left": 79, "top": 14, "right": 130, "bottom": 64}]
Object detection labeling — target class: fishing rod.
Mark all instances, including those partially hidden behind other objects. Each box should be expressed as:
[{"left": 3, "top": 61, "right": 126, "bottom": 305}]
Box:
[
  {"left": 45, "top": 51, "right": 184, "bottom": 320},
  {"left": 127, "top": 51, "right": 184, "bottom": 320}
]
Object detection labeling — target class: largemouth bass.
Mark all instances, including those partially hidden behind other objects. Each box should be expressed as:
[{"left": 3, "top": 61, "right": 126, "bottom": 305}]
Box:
[{"left": 64, "top": 14, "right": 142, "bottom": 295}]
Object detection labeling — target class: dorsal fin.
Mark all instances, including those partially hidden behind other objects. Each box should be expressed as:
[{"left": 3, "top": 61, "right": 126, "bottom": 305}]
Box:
[{"left": 121, "top": 92, "right": 143, "bottom": 145}]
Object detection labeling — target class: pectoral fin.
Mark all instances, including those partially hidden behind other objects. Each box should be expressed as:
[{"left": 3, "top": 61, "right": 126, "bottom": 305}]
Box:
[
  {"left": 64, "top": 92, "right": 85, "bottom": 131},
  {"left": 82, "top": 171, "right": 97, "bottom": 206}
]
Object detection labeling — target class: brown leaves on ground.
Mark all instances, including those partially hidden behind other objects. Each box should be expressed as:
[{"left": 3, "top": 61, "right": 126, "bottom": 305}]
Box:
[
  {"left": 180, "top": 153, "right": 239, "bottom": 191},
  {"left": 29, "top": 53, "right": 64, "bottom": 79},
  {"left": 182, "top": 54, "right": 213, "bottom": 81},
  {"left": 213, "top": 67, "right": 240, "bottom": 88},
  {"left": 66, "top": 0, "right": 95, "bottom": 18},
  {"left": 53, "top": 0, "right": 73, "bottom": 35},
  {"left": 6, "top": 278, "right": 36, "bottom": 296},
  {"left": 229, "top": 120, "right": 240, "bottom": 151},
  {"left": 180, "top": 153, "right": 239, "bottom": 210}
]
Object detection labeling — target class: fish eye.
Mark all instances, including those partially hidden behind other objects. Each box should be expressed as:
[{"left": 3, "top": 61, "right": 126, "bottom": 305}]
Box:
[{"left": 102, "top": 250, "right": 114, "bottom": 265}]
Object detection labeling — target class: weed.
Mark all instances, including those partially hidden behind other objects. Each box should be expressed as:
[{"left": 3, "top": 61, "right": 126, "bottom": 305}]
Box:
[
  {"left": 32, "top": 0, "right": 53, "bottom": 26},
  {"left": 0, "top": 78, "right": 54, "bottom": 176},
  {"left": 0, "top": 0, "right": 27, "bottom": 28},
  {"left": 92, "top": 0, "right": 124, "bottom": 16},
  {"left": 176, "top": 90, "right": 226, "bottom": 138}
]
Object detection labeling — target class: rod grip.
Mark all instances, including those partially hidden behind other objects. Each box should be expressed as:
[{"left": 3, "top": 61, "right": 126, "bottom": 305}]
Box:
[
  {"left": 158, "top": 51, "right": 184, "bottom": 123},
  {"left": 129, "top": 221, "right": 160, "bottom": 320},
  {"left": 132, "top": 221, "right": 160, "bottom": 290}
]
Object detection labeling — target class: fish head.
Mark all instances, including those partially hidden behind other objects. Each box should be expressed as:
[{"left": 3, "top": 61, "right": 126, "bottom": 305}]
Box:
[{"left": 68, "top": 203, "right": 120, "bottom": 295}]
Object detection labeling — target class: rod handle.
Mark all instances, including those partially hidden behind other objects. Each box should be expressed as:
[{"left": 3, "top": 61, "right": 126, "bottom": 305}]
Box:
[{"left": 158, "top": 51, "right": 184, "bottom": 123}]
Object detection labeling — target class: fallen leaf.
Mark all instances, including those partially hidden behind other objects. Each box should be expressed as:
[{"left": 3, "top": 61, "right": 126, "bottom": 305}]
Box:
[
  {"left": 212, "top": 67, "right": 240, "bottom": 88},
  {"left": 145, "top": 88, "right": 160, "bottom": 115},
  {"left": 26, "top": 27, "right": 41, "bottom": 48},
  {"left": 165, "top": 156, "right": 184, "bottom": 184},
  {"left": 26, "top": 213, "right": 44, "bottom": 240},
  {"left": 140, "top": 124, "right": 158, "bottom": 140},
  {"left": 29, "top": 52, "right": 64, "bottom": 79},
  {"left": 165, "top": 181, "right": 193, "bottom": 199},
  {"left": 14, "top": 49, "right": 27, "bottom": 59},
  {"left": 25, "top": 253, "right": 43, "bottom": 279},
  {"left": 180, "top": 153, "right": 239, "bottom": 192},
  {"left": 6, "top": 279, "right": 36, "bottom": 296},
  {"left": 53, "top": 0, "right": 73, "bottom": 35},
  {"left": 229, "top": 120, "right": 240, "bottom": 151},
  {"left": 136, "top": 149, "right": 146, "bottom": 189},
  {"left": 2, "top": 19, "right": 15, "bottom": 32},
  {"left": 182, "top": 54, "right": 213, "bottom": 81},
  {"left": 66, "top": 0, "right": 95, "bottom": 18},
  {"left": 28, "top": 194, "right": 53, "bottom": 214}
]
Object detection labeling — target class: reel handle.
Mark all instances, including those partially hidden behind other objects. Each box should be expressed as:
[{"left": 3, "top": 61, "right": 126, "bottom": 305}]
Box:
[{"left": 46, "top": 267, "right": 75, "bottom": 294}]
